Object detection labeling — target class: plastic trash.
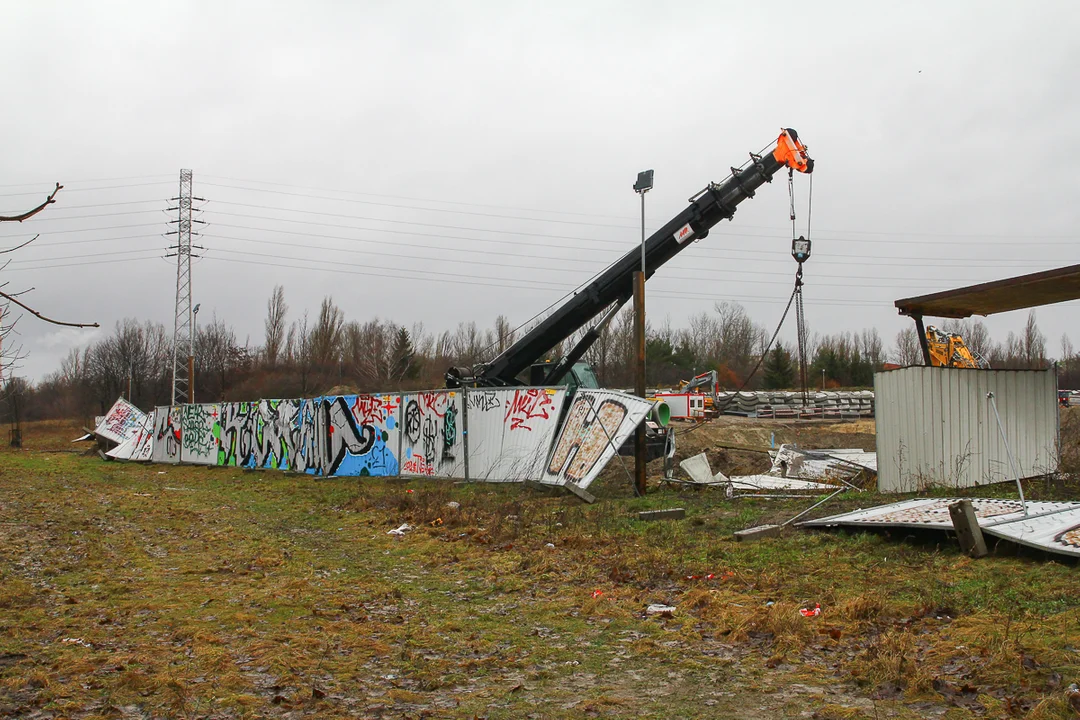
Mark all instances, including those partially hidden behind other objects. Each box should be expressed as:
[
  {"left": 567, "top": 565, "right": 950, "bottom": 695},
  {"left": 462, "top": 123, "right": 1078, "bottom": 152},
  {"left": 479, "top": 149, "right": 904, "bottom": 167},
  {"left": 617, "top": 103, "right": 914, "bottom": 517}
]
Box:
[
  {"left": 800, "top": 603, "right": 822, "bottom": 617},
  {"left": 545, "top": 543, "right": 555, "bottom": 549},
  {"left": 591, "top": 590, "right": 603, "bottom": 599},
  {"left": 446, "top": 501, "right": 460, "bottom": 510},
  {"left": 646, "top": 604, "right": 676, "bottom": 616},
  {"left": 387, "top": 523, "right": 413, "bottom": 536}
]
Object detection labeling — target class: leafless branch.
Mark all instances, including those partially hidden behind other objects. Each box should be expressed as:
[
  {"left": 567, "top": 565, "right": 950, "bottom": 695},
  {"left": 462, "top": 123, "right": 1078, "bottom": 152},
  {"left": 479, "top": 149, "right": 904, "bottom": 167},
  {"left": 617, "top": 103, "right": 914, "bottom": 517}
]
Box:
[
  {"left": 0, "top": 183, "right": 63, "bottom": 223},
  {"left": 0, "top": 289, "right": 98, "bottom": 328},
  {"left": 0, "top": 235, "right": 39, "bottom": 254}
]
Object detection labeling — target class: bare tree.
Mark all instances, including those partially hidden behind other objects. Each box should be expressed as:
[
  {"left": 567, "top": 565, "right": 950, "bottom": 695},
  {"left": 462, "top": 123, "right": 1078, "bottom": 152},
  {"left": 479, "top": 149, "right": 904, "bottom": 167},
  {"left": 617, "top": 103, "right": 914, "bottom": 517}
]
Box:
[
  {"left": 309, "top": 296, "right": 345, "bottom": 367},
  {"left": 0, "top": 183, "right": 98, "bottom": 377},
  {"left": 1022, "top": 310, "right": 1046, "bottom": 368},
  {"left": 493, "top": 314, "right": 516, "bottom": 354},
  {"left": 263, "top": 284, "right": 287, "bottom": 368},
  {"left": 893, "top": 326, "right": 921, "bottom": 366}
]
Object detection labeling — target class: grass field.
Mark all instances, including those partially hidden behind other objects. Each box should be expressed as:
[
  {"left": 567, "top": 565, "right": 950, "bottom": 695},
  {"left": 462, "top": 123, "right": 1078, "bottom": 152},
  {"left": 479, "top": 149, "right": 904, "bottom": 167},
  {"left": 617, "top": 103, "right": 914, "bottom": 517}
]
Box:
[{"left": 1, "top": 419, "right": 1078, "bottom": 719}]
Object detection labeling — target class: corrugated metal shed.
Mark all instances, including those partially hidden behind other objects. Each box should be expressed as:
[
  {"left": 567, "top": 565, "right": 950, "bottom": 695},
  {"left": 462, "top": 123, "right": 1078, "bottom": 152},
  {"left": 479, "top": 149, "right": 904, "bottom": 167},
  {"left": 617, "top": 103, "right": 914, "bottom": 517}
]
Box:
[{"left": 874, "top": 367, "right": 1058, "bottom": 492}]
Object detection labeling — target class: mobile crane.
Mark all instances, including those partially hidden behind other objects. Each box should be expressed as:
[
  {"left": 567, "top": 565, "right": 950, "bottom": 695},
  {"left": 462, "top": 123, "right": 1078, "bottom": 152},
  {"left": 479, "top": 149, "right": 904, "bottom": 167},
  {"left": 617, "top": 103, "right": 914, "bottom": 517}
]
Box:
[{"left": 446, "top": 128, "right": 814, "bottom": 391}]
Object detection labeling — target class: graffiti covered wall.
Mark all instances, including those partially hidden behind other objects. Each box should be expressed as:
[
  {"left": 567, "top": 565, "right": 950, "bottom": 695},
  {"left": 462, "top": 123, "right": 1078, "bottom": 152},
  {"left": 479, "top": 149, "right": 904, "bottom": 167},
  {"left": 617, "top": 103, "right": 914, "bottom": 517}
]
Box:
[
  {"left": 104, "top": 387, "right": 649, "bottom": 486},
  {"left": 151, "top": 406, "right": 183, "bottom": 464}
]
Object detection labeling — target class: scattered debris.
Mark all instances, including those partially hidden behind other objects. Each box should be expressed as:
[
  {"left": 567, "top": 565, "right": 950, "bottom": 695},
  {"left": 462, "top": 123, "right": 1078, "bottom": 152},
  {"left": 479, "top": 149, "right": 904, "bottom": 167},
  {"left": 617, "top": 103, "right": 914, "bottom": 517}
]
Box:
[
  {"left": 679, "top": 453, "right": 716, "bottom": 485},
  {"left": 60, "top": 637, "right": 92, "bottom": 648},
  {"left": 545, "top": 543, "right": 555, "bottom": 549},
  {"left": 386, "top": 524, "right": 413, "bottom": 536},
  {"left": 646, "top": 604, "right": 676, "bottom": 617},
  {"left": 446, "top": 501, "right": 460, "bottom": 510},
  {"left": 734, "top": 524, "right": 782, "bottom": 542},
  {"left": 590, "top": 590, "right": 603, "bottom": 599},
  {"left": 637, "top": 508, "right": 686, "bottom": 521},
  {"left": 800, "top": 604, "right": 822, "bottom": 617}
]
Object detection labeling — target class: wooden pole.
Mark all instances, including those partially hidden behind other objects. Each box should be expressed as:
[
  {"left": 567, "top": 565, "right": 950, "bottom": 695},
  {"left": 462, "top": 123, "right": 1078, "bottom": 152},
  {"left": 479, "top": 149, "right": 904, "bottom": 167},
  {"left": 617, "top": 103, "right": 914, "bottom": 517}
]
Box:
[{"left": 634, "top": 271, "right": 647, "bottom": 495}]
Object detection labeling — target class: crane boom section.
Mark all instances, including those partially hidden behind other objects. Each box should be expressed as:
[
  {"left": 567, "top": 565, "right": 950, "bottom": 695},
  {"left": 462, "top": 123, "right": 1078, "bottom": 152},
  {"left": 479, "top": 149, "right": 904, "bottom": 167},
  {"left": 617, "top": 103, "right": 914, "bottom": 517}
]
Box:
[{"left": 448, "top": 129, "right": 812, "bottom": 387}]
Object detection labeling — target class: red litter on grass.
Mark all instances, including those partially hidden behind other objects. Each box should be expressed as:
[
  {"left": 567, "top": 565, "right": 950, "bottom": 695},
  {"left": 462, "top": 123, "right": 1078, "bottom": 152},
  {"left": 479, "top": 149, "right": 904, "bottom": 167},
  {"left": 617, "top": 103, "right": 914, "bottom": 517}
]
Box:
[
  {"left": 800, "top": 603, "right": 822, "bottom": 617},
  {"left": 406, "top": 489, "right": 414, "bottom": 494},
  {"left": 591, "top": 590, "right": 603, "bottom": 599}
]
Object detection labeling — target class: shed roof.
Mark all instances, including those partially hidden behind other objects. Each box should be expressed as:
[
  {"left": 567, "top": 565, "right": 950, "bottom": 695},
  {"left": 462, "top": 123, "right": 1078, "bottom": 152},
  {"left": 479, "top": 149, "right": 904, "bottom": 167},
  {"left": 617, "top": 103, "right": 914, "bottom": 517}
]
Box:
[{"left": 895, "top": 264, "right": 1080, "bottom": 319}]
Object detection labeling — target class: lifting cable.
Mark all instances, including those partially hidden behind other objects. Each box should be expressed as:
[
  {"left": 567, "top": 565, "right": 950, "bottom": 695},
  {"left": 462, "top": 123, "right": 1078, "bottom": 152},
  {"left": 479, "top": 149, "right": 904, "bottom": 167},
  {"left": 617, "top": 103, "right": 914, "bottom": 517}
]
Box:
[{"left": 685, "top": 170, "right": 814, "bottom": 429}]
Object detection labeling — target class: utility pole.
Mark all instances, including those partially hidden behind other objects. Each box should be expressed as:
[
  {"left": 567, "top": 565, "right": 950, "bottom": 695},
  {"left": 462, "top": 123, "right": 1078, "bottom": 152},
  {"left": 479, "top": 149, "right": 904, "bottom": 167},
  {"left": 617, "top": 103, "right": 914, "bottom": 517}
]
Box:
[
  {"left": 633, "top": 169, "right": 653, "bottom": 496},
  {"left": 166, "top": 170, "right": 204, "bottom": 406}
]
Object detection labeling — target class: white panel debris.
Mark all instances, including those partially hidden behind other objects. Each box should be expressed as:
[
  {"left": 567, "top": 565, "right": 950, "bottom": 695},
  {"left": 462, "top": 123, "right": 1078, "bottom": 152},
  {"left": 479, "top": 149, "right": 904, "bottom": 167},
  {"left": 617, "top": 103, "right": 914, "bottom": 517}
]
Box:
[
  {"left": 106, "top": 410, "right": 155, "bottom": 461},
  {"left": 729, "top": 474, "right": 841, "bottom": 491},
  {"left": 679, "top": 453, "right": 715, "bottom": 484}
]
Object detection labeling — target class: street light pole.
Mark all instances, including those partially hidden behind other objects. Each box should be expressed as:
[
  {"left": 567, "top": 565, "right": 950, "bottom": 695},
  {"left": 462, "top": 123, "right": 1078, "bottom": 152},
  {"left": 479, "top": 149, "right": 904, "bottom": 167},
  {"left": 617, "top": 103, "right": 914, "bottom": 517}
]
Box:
[
  {"left": 633, "top": 170, "right": 653, "bottom": 496},
  {"left": 191, "top": 303, "right": 201, "bottom": 403}
]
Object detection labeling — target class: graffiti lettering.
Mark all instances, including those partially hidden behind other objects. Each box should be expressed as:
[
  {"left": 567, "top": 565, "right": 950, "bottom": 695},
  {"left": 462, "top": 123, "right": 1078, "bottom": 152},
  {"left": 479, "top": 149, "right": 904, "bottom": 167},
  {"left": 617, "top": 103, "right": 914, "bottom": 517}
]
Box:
[
  {"left": 504, "top": 389, "right": 554, "bottom": 431},
  {"left": 469, "top": 390, "right": 500, "bottom": 411},
  {"left": 181, "top": 404, "right": 217, "bottom": 459},
  {"left": 443, "top": 404, "right": 457, "bottom": 460},
  {"left": 404, "top": 400, "right": 421, "bottom": 444}
]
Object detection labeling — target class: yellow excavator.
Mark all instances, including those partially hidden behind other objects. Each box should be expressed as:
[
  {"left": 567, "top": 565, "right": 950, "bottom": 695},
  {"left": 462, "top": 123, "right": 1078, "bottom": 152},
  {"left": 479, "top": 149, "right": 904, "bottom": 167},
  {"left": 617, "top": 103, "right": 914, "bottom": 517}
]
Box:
[{"left": 925, "top": 325, "right": 990, "bottom": 369}]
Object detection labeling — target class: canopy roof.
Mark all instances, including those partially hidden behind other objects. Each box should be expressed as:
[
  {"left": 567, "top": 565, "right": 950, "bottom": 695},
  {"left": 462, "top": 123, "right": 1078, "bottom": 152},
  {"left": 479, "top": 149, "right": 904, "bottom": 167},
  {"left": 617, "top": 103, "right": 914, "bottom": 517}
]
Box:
[{"left": 895, "top": 264, "right": 1080, "bottom": 319}]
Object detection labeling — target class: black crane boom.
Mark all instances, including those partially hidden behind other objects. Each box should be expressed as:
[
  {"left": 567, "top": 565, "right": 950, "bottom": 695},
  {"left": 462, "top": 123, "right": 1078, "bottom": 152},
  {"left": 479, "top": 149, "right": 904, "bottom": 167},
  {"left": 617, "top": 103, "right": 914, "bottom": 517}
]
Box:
[{"left": 446, "top": 129, "right": 813, "bottom": 388}]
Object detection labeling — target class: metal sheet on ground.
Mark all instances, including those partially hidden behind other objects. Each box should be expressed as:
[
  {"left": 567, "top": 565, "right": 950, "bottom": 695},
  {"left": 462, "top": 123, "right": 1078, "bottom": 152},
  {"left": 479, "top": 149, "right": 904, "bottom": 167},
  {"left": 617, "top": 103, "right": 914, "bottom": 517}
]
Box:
[
  {"left": 399, "top": 391, "right": 464, "bottom": 478},
  {"left": 729, "top": 474, "right": 840, "bottom": 491},
  {"left": 95, "top": 397, "right": 148, "bottom": 445},
  {"left": 801, "top": 498, "right": 1080, "bottom": 558},
  {"left": 465, "top": 387, "right": 566, "bottom": 482},
  {"left": 985, "top": 507, "right": 1080, "bottom": 557},
  {"left": 542, "top": 389, "right": 653, "bottom": 490}
]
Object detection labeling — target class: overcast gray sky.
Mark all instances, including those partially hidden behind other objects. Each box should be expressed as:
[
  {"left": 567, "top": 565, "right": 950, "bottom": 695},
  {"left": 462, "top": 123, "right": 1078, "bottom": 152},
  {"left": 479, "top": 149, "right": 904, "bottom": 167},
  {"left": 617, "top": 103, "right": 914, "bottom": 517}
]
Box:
[{"left": 2, "top": 1, "right": 1078, "bottom": 381}]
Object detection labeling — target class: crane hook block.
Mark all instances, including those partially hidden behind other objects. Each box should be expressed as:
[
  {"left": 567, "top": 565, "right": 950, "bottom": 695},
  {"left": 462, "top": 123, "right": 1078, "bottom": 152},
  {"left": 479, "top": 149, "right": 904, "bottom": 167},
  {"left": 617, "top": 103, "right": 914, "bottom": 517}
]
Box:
[{"left": 774, "top": 128, "right": 814, "bottom": 174}]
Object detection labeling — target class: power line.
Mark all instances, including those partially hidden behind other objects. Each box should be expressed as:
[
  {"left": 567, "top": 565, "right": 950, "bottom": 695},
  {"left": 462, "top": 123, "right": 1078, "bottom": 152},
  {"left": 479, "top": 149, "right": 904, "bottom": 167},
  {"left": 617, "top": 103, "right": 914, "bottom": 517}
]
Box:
[
  {"left": 206, "top": 220, "right": 1073, "bottom": 269},
  {"left": 199, "top": 175, "right": 1080, "bottom": 241},
  {"left": 202, "top": 231, "right": 1035, "bottom": 289},
  {"left": 0, "top": 181, "right": 175, "bottom": 198}
]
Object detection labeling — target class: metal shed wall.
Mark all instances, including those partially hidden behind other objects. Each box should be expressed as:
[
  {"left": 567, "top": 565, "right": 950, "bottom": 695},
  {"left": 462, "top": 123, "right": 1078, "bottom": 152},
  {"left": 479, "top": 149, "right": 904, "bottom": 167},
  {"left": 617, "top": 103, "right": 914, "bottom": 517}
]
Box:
[{"left": 874, "top": 367, "right": 1058, "bottom": 493}]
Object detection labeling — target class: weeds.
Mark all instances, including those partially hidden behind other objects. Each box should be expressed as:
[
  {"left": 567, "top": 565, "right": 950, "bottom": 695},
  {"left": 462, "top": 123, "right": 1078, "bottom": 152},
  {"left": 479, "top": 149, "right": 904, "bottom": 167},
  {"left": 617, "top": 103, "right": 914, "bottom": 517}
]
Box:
[{"left": 1, "top": 419, "right": 1079, "bottom": 719}]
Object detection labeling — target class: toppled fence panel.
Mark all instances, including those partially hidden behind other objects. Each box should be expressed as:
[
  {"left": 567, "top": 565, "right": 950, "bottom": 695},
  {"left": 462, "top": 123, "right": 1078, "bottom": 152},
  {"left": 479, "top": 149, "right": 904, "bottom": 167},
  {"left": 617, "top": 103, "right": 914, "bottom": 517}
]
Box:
[
  {"left": 95, "top": 398, "right": 148, "bottom": 445},
  {"left": 542, "top": 390, "right": 654, "bottom": 490}
]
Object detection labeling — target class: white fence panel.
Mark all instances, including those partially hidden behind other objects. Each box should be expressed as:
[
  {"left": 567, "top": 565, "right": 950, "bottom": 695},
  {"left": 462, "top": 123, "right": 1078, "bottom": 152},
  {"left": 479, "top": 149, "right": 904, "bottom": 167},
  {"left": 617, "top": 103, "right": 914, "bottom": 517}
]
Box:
[
  {"left": 180, "top": 404, "right": 219, "bottom": 465},
  {"left": 151, "top": 406, "right": 182, "bottom": 464},
  {"left": 466, "top": 387, "right": 566, "bottom": 482},
  {"left": 400, "top": 390, "right": 465, "bottom": 478}
]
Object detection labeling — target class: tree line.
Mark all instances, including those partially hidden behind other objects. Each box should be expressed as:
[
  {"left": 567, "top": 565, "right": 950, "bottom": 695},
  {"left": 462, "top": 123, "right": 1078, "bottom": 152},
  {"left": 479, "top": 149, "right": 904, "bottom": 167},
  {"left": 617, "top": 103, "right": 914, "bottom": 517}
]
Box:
[{"left": 6, "top": 284, "right": 1070, "bottom": 422}]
